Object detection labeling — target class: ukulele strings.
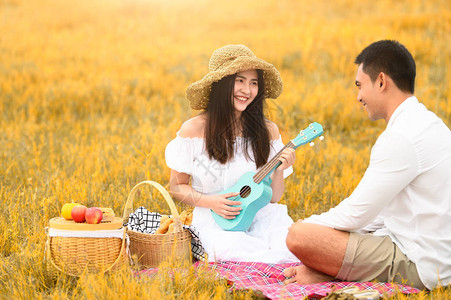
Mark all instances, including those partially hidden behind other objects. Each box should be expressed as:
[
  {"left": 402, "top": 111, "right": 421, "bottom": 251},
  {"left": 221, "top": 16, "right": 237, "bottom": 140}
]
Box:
[
  {"left": 238, "top": 148, "right": 289, "bottom": 197},
  {"left": 238, "top": 141, "right": 296, "bottom": 197},
  {"left": 254, "top": 143, "right": 289, "bottom": 182},
  {"left": 252, "top": 141, "right": 296, "bottom": 184}
]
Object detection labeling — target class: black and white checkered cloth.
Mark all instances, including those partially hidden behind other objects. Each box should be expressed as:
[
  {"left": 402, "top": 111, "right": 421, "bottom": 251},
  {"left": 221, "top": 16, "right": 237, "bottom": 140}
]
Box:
[{"left": 127, "top": 207, "right": 205, "bottom": 261}]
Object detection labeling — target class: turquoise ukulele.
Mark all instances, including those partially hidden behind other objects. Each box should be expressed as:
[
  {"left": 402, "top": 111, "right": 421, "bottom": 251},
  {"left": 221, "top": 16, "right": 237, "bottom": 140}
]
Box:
[{"left": 212, "top": 122, "right": 324, "bottom": 231}]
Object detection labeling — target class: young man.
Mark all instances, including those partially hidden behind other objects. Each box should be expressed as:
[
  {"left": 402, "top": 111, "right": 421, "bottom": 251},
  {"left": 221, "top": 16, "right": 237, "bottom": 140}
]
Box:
[{"left": 284, "top": 40, "right": 451, "bottom": 290}]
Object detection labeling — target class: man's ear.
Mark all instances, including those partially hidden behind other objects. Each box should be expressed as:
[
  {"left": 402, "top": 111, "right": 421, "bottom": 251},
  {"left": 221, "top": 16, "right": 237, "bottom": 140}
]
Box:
[{"left": 378, "top": 72, "right": 386, "bottom": 89}]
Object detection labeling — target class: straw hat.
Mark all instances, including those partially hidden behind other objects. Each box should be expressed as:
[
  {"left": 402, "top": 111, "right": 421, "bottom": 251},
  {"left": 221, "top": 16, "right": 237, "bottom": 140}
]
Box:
[{"left": 186, "top": 44, "right": 283, "bottom": 110}]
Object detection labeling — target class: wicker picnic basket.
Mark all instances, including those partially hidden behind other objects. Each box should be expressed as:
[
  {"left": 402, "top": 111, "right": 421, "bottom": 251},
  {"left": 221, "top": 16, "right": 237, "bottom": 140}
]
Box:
[
  {"left": 123, "top": 180, "right": 192, "bottom": 269},
  {"left": 45, "top": 216, "right": 128, "bottom": 277}
]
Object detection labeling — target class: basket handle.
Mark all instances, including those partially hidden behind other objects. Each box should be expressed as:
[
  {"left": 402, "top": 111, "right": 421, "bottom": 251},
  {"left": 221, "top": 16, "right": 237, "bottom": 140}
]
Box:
[
  {"left": 122, "top": 180, "right": 183, "bottom": 233},
  {"left": 103, "top": 228, "right": 127, "bottom": 273},
  {"left": 45, "top": 227, "right": 127, "bottom": 277}
]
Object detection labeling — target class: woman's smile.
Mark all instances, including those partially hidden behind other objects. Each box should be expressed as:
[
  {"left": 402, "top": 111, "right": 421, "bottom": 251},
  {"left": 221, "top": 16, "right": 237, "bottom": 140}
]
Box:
[
  {"left": 235, "top": 95, "right": 250, "bottom": 102},
  {"left": 233, "top": 69, "right": 258, "bottom": 114}
]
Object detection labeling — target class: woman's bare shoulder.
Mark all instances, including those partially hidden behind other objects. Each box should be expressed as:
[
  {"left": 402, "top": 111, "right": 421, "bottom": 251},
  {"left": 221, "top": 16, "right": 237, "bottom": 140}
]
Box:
[
  {"left": 265, "top": 119, "right": 281, "bottom": 140},
  {"left": 178, "top": 114, "right": 206, "bottom": 138}
]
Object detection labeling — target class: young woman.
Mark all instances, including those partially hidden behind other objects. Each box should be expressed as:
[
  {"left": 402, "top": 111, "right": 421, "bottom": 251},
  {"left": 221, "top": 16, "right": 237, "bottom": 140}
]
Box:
[{"left": 165, "top": 45, "right": 299, "bottom": 263}]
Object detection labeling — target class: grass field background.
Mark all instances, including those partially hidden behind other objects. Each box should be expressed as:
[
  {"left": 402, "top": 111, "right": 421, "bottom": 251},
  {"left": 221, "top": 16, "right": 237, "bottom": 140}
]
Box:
[{"left": 1, "top": 0, "right": 450, "bottom": 298}]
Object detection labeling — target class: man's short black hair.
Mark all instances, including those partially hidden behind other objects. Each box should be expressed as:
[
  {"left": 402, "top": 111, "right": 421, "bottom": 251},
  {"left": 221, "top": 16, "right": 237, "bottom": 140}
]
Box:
[{"left": 355, "top": 40, "right": 416, "bottom": 93}]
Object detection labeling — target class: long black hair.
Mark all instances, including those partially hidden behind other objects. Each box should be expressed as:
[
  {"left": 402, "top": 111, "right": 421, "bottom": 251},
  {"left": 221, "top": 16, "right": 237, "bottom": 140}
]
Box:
[{"left": 204, "top": 69, "right": 270, "bottom": 168}]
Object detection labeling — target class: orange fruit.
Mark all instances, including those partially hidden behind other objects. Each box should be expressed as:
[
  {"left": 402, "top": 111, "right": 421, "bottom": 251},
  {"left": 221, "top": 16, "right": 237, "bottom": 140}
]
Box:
[{"left": 61, "top": 202, "right": 81, "bottom": 220}]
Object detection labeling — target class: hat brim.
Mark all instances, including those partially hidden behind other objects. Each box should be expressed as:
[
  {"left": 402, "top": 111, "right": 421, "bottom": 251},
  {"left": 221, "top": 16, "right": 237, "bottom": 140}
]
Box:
[{"left": 186, "top": 56, "right": 283, "bottom": 110}]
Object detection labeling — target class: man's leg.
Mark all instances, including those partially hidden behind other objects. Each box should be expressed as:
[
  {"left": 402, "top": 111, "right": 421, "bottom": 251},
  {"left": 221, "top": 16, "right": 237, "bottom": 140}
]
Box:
[{"left": 284, "top": 222, "right": 349, "bottom": 284}]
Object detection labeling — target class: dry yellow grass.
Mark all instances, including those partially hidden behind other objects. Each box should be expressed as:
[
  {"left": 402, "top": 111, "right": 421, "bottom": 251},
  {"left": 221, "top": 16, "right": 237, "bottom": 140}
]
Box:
[{"left": 0, "top": 0, "right": 450, "bottom": 298}]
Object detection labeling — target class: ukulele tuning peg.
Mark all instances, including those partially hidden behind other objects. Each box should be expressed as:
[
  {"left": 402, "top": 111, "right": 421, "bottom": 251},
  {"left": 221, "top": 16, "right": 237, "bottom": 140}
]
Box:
[
  {"left": 319, "top": 136, "right": 324, "bottom": 141},
  {"left": 309, "top": 142, "right": 315, "bottom": 147}
]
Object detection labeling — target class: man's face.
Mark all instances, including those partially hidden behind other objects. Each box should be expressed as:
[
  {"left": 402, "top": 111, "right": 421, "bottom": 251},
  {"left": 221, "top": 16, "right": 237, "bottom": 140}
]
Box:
[{"left": 355, "top": 64, "right": 385, "bottom": 121}]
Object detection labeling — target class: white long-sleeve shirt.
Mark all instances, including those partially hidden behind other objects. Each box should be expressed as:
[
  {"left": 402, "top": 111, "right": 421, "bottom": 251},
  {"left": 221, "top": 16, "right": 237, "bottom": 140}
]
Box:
[{"left": 304, "top": 96, "right": 451, "bottom": 289}]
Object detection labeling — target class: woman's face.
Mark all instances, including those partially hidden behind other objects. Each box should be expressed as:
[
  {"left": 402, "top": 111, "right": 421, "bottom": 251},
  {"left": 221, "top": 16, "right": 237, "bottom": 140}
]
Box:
[{"left": 232, "top": 69, "right": 258, "bottom": 115}]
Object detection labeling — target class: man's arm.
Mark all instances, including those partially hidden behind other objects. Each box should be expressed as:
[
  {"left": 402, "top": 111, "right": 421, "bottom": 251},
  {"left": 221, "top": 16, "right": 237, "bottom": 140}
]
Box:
[
  {"left": 303, "top": 130, "right": 419, "bottom": 231},
  {"left": 358, "top": 214, "right": 385, "bottom": 233}
]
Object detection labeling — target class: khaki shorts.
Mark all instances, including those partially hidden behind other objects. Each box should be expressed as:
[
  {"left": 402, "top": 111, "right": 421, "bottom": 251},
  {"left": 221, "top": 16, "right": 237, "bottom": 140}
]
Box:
[{"left": 336, "top": 232, "right": 426, "bottom": 290}]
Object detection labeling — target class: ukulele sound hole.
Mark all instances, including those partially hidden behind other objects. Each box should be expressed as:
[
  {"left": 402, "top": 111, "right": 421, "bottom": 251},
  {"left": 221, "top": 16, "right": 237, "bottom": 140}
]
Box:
[{"left": 240, "top": 186, "right": 251, "bottom": 198}]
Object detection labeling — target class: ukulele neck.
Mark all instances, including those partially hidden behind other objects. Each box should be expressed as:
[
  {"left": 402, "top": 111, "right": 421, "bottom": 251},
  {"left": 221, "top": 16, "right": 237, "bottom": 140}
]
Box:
[{"left": 253, "top": 141, "right": 296, "bottom": 184}]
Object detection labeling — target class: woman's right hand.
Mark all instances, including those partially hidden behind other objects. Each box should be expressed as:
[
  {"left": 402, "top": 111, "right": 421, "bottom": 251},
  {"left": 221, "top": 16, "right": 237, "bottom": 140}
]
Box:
[{"left": 208, "top": 192, "right": 242, "bottom": 219}]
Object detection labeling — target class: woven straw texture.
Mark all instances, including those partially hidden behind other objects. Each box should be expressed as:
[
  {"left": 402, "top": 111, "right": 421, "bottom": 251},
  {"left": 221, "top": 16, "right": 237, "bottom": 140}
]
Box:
[
  {"left": 128, "top": 230, "right": 191, "bottom": 269},
  {"left": 186, "top": 44, "right": 283, "bottom": 110},
  {"left": 46, "top": 228, "right": 127, "bottom": 277},
  {"left": 123, "top": 180, "right": 192, "bottom": 269}
]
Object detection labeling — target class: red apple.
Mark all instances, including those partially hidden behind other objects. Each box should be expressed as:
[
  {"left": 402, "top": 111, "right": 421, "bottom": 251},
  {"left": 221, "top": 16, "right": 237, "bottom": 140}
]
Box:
[
  {"left": 85, "top": 207, "right": 103, "bottom": 224},
  {"left": 71, "top": 205, "right": 87, "bottom": 223}
]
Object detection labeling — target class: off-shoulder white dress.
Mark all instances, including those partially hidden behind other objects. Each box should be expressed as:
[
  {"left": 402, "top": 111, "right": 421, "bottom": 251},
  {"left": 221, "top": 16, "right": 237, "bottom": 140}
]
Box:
[{"left": 165, "top": 133, "right": 299, "bottom": 263}]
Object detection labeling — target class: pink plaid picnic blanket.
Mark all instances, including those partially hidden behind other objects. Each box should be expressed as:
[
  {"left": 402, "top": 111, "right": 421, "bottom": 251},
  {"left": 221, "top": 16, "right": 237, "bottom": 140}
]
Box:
[{"left": 140, "top": 261, "right": 421, "bottom": 299}]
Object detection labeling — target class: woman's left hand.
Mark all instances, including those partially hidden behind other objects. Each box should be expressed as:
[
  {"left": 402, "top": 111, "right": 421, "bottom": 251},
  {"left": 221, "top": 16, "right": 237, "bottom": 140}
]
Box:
[{"left": 276, "top": 148, "right": 295, "bottom": 171}]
